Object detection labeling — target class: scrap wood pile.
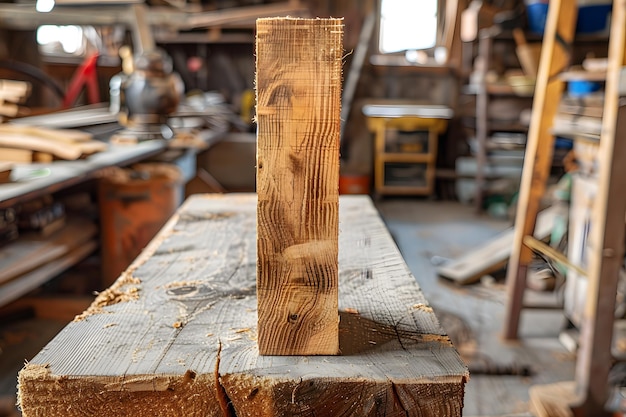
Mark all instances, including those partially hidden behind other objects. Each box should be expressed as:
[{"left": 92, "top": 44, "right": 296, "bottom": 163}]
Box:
[
  {"left": 0, "top": 79, "right": 108, "bottom": 166},
  {"left": 0, "top": 79, "right": 30, "bottom": 120},
  {"left": 0, "top": 124, "right": 107, "bottom": 164}
]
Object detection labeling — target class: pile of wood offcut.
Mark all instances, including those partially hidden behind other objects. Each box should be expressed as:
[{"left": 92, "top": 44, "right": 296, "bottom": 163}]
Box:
[
  {"left": 0, "top": 124, "right": 107, "bottom": 164},
  {"left": 0, "top": 79, "right": 107, "bottom": 166},
  {"left": 0, "top": 79, "right": 30, "bottom": 119}
]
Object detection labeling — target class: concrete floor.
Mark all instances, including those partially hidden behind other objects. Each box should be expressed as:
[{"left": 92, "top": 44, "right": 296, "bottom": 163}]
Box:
[{"left": 375, "top": 197, "right": 576, "bottom": 416}]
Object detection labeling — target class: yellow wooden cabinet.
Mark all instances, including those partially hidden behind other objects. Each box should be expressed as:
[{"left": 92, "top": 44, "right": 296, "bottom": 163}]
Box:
[{"left": 363, "top": 103, "right": 452, "bottom": 196}]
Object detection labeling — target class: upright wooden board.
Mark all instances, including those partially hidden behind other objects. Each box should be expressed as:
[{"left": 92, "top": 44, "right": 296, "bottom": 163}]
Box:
[
  {"left": 255, "top": 17, "right": 343, "bottom": 355},
  {"left": 18, "top": 194, "right": 468, "bottom": 417}
]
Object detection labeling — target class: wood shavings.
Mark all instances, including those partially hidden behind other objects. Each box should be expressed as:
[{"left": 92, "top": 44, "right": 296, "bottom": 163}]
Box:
[
  {"left": 73, "top": 274, "right": 141, "bottom": 322},
  {"left": 173, "top": 321, "right": 183, "bottom": 329},
  {"left": 164, "top": 280, "right": 203, "bottom": 289},
  {"left": 419, "top": 334, "right": 453, "bottom": 345},
  {"left": 412, "top": 303, "right": 434, "bottom": 313},
  {"left": 234, "top": 328, "right": 251, "bottom": 334}
]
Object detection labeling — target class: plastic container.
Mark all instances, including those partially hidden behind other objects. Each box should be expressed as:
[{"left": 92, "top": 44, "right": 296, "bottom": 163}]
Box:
[
  {"left": 576, "top": 3, "right": 612, "bottom": 33},
  {"left": 339, "top": 174, "right": 370, "bottom": 195},
  {"left": 567, "top": 79, "right": 602, "bottom": 97},
  {"left": 525, "top": 0, "right": 549, "bottom": 34},
  {"left": 525, "top": 0, "right": 611, "bottom": 34}
]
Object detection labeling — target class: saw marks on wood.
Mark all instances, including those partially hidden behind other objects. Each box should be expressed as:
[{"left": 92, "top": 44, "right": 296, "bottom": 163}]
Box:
[
  {"left": 18, "top": 194, "right": 468, "bottom": 417},
  {"left": 255, "top": 18, "right": 343, "bottom": 355}
]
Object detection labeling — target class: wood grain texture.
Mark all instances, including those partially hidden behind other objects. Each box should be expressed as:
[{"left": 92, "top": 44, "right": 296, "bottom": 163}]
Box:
[
  {"left": 18, "top": 194, "right": 468, "bottom": 417},
  {"left": 255, "top": 18, "right": 343, "bottom": 355}
]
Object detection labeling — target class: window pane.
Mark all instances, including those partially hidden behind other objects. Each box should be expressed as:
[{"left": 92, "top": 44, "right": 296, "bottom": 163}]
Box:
[{"left": 379, "top": 0, "right": 438, "bottom": 53}]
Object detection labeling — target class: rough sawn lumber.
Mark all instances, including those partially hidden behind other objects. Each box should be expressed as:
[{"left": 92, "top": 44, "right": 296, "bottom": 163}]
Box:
[
  {"left": 18, "top": 194, "right": 468, "bottom": 417},
  {"left": 255, "top": 17, "right": 343, "bottom": 355}
]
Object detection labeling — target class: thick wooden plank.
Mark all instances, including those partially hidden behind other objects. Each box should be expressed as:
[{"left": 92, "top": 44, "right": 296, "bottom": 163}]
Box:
[
  {"left": 255, "top": 17, "right": 343, "bottom": 355},
  {"left": 437, "top": 206, "right": 559, "bottom": 285},
  {"left": 18, "top": 194, "right": 468, "bottom": 417}
]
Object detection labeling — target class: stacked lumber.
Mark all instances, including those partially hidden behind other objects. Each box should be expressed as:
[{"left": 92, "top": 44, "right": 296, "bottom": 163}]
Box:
[
  {"left": 0, "top": 161, "right": 11, "bottom": 183},
  {"left": 0, "top": 125, "right": 107, "bottom": 163},
  {"left": 0, "top": 217, "right": 98, "bottom": 307},
  {"left": 0, "top": 79, "right": 30, "bottom": 119}
]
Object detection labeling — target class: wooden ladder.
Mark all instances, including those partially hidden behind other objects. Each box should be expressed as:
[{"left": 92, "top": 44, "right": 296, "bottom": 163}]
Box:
[{"left": 502, "top": 0, "right": 626, "bottom": 415}]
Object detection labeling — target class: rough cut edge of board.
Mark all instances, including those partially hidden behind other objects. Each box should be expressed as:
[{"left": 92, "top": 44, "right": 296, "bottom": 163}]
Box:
[
  {"left": 256, "top": 16, "right": 344, "bottom": 22},
  {"left": 17, "top": 363, "right": 224, "bottom": 417},
  {"left": 18, "top": 363, "right": 467, "bottom": 417}
]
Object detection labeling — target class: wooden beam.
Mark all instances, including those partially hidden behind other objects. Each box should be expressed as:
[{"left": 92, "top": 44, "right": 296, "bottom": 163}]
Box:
[
  {"left": 17, "top": 194, "right": 469, "bottom": 416},
  {"left": 255, "top": 17, "right": 343, "bottom": 355}
]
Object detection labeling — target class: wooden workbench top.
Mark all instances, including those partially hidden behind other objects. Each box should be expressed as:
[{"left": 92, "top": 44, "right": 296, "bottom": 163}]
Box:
[{"left": 18, "top": 194, "right": 468, "bottom": 417}]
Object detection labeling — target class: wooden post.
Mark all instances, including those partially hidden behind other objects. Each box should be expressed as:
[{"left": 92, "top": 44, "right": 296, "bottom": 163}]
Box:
[{"left": 255, "top": 17, "right": 343, "bottom": 355}]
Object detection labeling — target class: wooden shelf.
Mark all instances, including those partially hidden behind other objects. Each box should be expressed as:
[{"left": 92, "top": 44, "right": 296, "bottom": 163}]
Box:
[
  {"left": 0, "top": 218, "right": 98, "bottom": 307},
  {"left": 379, "top": 153, "right": 434, "bottom": 163},
  {"left": 463, "top": 83, "right": 529, "bottom": 96},
  {"left": 558, "top": 70, "right": 607, "bottom": 81},
  {"left": 551, "top": 128, "right": 601, "bottom": 142}
]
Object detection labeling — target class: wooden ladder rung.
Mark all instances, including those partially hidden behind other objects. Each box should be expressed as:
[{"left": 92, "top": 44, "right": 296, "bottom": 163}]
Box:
[{"left": 522, "top": 235, "right": 587, "bottom": 277}]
